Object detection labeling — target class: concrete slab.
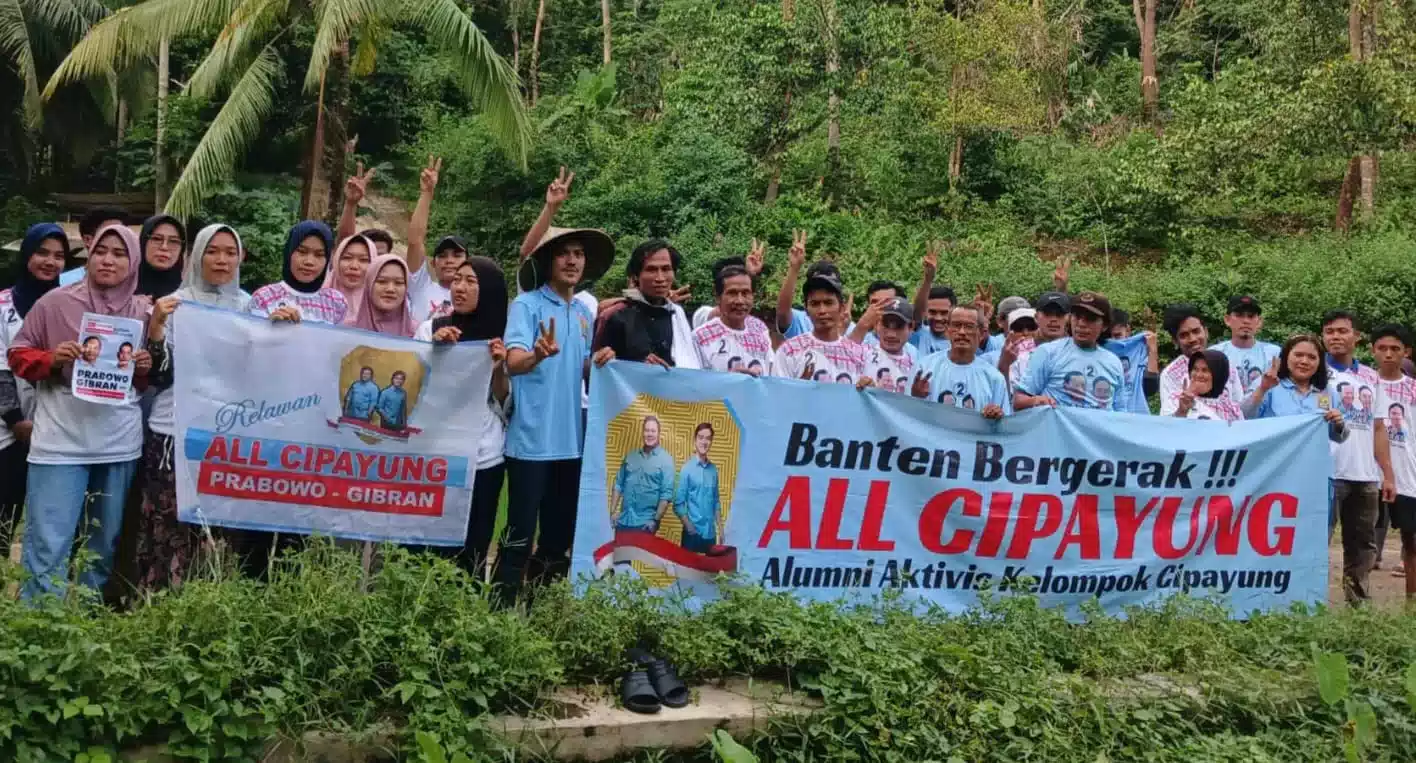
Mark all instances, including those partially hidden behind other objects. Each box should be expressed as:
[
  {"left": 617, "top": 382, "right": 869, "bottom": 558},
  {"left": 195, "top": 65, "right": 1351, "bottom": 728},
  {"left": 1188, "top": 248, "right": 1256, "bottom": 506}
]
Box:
[{"left": 494, "top": 678, "right": 819, "bottom": 762}]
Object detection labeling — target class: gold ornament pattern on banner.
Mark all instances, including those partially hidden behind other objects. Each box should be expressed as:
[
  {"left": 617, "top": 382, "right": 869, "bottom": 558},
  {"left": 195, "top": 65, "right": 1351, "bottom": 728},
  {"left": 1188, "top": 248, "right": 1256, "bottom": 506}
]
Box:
[{"left": 603, "top": 394, "right": 741, "bottom": 587}]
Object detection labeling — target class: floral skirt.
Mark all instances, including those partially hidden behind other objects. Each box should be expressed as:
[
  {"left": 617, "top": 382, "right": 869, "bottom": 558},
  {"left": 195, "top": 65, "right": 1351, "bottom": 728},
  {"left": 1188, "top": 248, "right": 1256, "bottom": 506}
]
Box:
[{"left": 135, "top": 430, "right": 208, "bottom": 591}]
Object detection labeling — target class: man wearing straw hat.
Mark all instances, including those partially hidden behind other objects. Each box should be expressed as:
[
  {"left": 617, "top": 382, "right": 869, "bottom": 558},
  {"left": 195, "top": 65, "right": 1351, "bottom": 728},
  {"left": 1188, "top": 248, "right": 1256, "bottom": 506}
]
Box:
[{"left": 501, "top": 192, "right": 617, "bottom": 604}]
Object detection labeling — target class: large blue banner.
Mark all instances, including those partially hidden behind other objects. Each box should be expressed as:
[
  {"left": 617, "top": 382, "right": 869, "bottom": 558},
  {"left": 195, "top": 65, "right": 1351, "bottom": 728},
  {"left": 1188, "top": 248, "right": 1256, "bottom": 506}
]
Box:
[{"left": 572, "top": 362, "right": 1331, "bottom": 618}]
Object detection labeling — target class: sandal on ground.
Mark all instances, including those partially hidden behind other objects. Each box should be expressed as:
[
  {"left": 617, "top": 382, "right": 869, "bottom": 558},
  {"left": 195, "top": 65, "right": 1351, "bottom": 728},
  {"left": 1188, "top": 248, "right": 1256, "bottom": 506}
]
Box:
[
  {"left": 648, "top": 658, "right": 690, "bottom": 708},
  {"left": 1394, "top": 564, "right": 1406, "bottom": 577},
  {"left": 621, "top": 668, "right": 662, "bottom": 714}
]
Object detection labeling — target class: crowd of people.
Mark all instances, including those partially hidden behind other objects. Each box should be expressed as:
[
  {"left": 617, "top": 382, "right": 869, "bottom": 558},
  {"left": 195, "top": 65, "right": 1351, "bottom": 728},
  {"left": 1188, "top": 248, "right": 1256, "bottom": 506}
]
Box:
[{"left": 1, "top": 161, "right": 1412, "bottom": 609}]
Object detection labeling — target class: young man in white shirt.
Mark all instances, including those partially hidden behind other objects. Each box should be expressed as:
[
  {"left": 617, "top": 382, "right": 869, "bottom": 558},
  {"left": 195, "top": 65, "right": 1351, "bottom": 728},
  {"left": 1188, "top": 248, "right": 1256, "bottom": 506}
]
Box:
[
  {"left": 1323, "top": 308, "right": 1397, "bottom": 604},
  {"left": 1371, "top": 324, "right": 1416, "bottom": 596},
  {"left": 1159, "top": 304, "right": 1244, "bottom": 414},
  {"left": 771, "top": 260, "right": 868, "bottom": 386}
]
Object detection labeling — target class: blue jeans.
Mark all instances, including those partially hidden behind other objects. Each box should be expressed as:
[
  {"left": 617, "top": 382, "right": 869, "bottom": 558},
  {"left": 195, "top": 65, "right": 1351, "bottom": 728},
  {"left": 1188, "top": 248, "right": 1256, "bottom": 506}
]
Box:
[{"left": 21, "top": 460, "right": 139, "bottom": 602}]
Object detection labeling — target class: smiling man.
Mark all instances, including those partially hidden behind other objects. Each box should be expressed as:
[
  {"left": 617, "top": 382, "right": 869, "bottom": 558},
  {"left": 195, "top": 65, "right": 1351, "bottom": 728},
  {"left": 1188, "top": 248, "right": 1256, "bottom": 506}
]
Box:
[
  {"left": 694, "top": 264, "right": 772, "bottom": 374},
  {"left": 596, "top": 239, "right": 683, "bottom": 367},
  {"left": 1159, "top": 304, "right": 1244, "bottom": 415}
]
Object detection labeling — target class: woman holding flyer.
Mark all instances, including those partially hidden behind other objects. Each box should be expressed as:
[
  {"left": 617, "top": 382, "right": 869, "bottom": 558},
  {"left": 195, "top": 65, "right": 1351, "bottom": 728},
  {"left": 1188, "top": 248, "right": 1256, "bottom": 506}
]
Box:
[
  {"left": 323, "top": 234, "right": 376, "bottom": 325},
  {"left": 136, "top": 224, "right": 250, "bottom": 591},
  {"left": 6, "top": 224, "right": 152, "bottom": 601},
  {"left": 247, "top": 221, "right": 345, "bottom": 324},
  {"left": 415, "top": 256, "right": 509, "bottom": 576}
]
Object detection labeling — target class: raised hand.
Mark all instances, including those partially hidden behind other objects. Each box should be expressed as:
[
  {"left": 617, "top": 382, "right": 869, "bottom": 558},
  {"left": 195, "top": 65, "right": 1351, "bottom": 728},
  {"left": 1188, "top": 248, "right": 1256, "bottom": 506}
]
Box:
[
  {"left": 857, "top": 297, "right": 883, "bottom": 332},
  {"left": 433, "top": 326, "right": 462, "bottom": 343},
  {"left": 1176, "top": 382, "right": 1198, "bottom": 416},
  {"left": 842, "top": 292, "right": 855, "bottom": 322},
  {"left": 489, "top": 337, "right": 507, "bottom": 364},
  {"left": 910, "top": 371, "right": 932, "bottom": 399},
  {"left": 923, "top": 241, "right": 940, "bottom": 279},
  {"left": 345, "top": 161, "right": 376, "bottom": 206},
  {"left": 1260, "top": 357, "right": 1280, "bottom": 392},
  {"left": 789, "top": 230, "right": 808, "bottom": 270},
  {"left": 746, "top": 239, "right": 765, "bottom": 277},
  {"left": 973, "top": 284, "right": 995, "bottom": 325},
  {"left": 1052, "top": 255, "right": 1071, "bottom": 291},
  {"left": 534, "top": 318, "right": 560, "bottom": 361},
  {"left": 546, "top": 166, "right": 575, "bottom": 206},
  {"left": 420, "top": 155, "right": 443, "bottom": 195}
]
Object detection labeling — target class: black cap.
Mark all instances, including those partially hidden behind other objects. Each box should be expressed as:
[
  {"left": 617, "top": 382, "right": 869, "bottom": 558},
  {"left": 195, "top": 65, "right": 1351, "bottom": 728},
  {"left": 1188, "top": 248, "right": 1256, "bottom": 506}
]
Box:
[
  {"left": 803, "top": 272, "right": 845, "bottom": 301},
  {"left": 880, "top": 297, "right": 913, "bottom": 323},
  {"left": 433, "top": 235, "right": 468, "bottom": 257},
  {"left": 1036, "top": 291, "right": 1070, "bottom": 313},
  {"left": 1227, "top": 295, "right": 1261, "bottom": 315},
  {"left": 1072, "top": 291, "right": 1112, "bottom": 321},
  {"left": 805, "top": 261, "right": 841, "bottom": 280}
]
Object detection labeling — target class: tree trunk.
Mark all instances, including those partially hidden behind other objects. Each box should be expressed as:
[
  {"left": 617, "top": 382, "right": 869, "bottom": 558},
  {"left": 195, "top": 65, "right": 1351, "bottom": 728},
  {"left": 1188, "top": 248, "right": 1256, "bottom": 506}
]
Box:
[
  {"left": 155, "top": 37, "right": 170, "bottom": 211},
  {"left": 948, "top": 134, "right": 963, "bottom": 188},
  {"left": 531, "top": 0, "right": 547, "bottom": 106},
  {"left": 1134, "top": 0, "right": 1158, "bottom": 121},
  {"left": 822, "top": 0, "right": 840, "bottom": 206},
  {"left": 512, "top": 25, "right": 520, "bottom": 74},
  {"left": 299, "top": 73, "right": 328, "bottom": 220},
  {"left": 1335, "top": 156, "right": 1360, "bottom": 232},
  {"left": 601, "top": 0, "right": 612, "bottom": 64},
  {"left": 1337, "top": 0, "right": 1377, "bottom": 226},
  {"left": 322, "top": 43, "right": 352, "bottom": 226}
]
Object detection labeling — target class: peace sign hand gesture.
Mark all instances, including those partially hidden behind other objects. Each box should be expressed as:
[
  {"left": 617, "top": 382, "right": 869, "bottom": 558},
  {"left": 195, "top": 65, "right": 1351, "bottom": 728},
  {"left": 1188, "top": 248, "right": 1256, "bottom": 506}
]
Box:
[
  {"left": 910, "top": 371, "right": 933, "bottom": 399},
  {"left": 973, "top": 283, "right": 996, "bottom": 324},
  {"left": 923, "top": 241, "right": 941, "bottom": 279},
  {"left": 1052, "top": 255, "right": 1072, "bottom": 292},
  {"left": 546, "top": 166, "right": 575, "bottom": 207},
  {"left": 1260, "top": 357, "right": 1280, "bottom": 393},
  {"left": 789, "top": 230, "right": 808, "bottom": 269},
  {"left": 746, "top": 238, "right": 765, "bottom": 277},
  {"left": 534, "top": 317, "right": 560, "bottom": 361},
  {"left": 345, "top": 161, "right": 376, "bottom": 205},
  {"left": 420, "top": 155, "right": 443, "bottom": 195}
]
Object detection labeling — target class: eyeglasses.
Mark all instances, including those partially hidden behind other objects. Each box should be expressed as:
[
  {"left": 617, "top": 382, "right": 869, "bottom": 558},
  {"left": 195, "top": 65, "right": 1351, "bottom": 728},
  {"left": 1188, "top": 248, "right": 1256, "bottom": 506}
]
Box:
[{"left": 149, "top": 235, "right": 182, "bottom": 250}]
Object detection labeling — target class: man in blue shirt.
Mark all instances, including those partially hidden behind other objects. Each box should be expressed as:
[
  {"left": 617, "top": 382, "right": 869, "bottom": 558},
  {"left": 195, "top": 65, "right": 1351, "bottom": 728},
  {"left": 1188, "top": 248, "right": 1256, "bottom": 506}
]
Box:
[
  {"left": 674, "top": 422, "right": 722, "bottom": 553},
  {"left": 502, "top": 224, "right": 617, "bottom": 602},
  {"left": 1014, "top": 291, "right": 1125, "bottom": 412},
  {"left": 611, "top": 416, "right": 676, "bottom": 532},
  {"left": 913, "top": 305, "right": 1010, "bottom": 418},
  {"left": 375, "top": 370, "right": 409, "bottom": 430},
  {"left": 343, "top": 366, "right": 379, "bottom": 421},
  {"left": 1211, "top": 295, "right": 1280, "bottom": 398}
]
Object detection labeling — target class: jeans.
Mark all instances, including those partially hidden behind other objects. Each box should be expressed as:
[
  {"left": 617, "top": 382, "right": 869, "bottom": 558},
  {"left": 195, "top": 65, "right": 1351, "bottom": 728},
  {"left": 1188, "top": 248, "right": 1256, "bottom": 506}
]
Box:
[
  {"left": 1330, "top": 479, "right": 1379, "bottom": 604},
  {"left": 497, "top": 457, "right": 582, "bottom": 604},
  {"left": 20, "top": 459, "right": 139, "bottom": 601}
]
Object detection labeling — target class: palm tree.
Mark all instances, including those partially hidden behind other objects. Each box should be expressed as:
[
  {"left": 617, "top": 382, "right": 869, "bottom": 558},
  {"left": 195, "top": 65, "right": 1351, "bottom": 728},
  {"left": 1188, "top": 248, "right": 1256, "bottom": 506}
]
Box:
[
  {"left": 0, "top": 0, "right": 108, "bottom": 130},
  {"left": 43, "top": 0, "right": 531, "bottom": 218}
]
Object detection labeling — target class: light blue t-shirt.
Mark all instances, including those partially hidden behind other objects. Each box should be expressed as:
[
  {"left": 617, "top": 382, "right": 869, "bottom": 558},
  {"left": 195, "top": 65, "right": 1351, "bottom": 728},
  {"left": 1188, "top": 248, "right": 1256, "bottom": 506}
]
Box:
[
  {"left": 1019, "top": 338, "right": 1125, "bottom": 411},
  {"left": 1211, "top": 339, "right": 1281, "bottom": 397},
  {"left": 505, "top": 285, "right": 594, "bottom": 460},
  {"left": 1103, "top": 333, "right": 1151, "bottom": 414},
  {"left": 614, "top": 445, "right": 676, "bottom": 529},
  {"left": 343, "top": 379, "right": 379, "bottom": 420},
  {"left": 910, "top": 326, "right": 951, "bottom": 358},
  {"left": 917, "top": 353, "right": 1012, "bottom": 413},
  {"left": 674, "top": 457, "right": 721, "bottom": 540},
  {"left": 60, "top": 267, "right": 85, "bottom": 286},
  {"left": 984, "top": 333, "right": 1005, "bottom": 354},
  {"left": 783, "top": 308, "right": 813, "bottom": 340}
]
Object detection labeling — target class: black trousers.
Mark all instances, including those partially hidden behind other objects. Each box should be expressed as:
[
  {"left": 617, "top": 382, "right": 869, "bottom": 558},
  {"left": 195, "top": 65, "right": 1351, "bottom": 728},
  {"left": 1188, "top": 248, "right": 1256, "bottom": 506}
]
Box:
[
  {"left": 436, "top": 463, "right": 505, "bottom": 578},
  {"left": 497, "top": 457, "right": 582, "bottom": 603},
  {"left": 0, "top": 441, "right": 27, "bottom": 553}
]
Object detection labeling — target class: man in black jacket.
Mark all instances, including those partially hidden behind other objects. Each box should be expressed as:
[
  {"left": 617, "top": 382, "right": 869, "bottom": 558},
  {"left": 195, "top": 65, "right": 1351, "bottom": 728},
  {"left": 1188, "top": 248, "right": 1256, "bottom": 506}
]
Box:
[{"left": 595, "top": 239, "right": 682, "bottom": 366}]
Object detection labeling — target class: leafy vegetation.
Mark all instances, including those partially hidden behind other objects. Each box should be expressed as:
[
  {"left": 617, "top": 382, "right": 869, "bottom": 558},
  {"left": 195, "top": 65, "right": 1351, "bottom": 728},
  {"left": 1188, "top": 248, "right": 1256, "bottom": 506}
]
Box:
[{"left": 3, "top": 544, "right": 1416, "bottom": 761}]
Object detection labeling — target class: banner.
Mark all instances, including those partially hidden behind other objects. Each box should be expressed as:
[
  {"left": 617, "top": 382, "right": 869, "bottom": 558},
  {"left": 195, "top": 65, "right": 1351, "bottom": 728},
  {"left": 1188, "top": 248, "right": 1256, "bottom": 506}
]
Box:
[
  {"left": 173, "top": 304, "right": 493, "bottom": 545},
  {"left": 73, "top": 312, "right": 142, "bottom": 405},
  {"left": 572, "top": 362, "right": 1331, "bottom": 618}
]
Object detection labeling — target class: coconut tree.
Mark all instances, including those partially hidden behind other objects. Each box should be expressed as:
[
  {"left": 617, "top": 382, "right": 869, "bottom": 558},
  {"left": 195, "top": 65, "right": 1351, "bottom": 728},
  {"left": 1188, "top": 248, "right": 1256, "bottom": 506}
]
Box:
[{"left": 43, "top": 0, "right": 531, "bottom": 218}]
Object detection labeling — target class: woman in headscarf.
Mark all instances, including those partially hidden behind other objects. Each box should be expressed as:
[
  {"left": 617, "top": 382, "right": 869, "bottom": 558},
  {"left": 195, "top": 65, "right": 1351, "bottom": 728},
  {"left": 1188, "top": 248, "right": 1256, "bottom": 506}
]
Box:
[
  {"left": 135, "top": 224, "right": 250, "bottom": 591},
  {"left": 1173, "top": 350, "right": 1244, "bottom": 422},
  {"left": 247, "top": 220, "right": 346, "bottom": 324},
  {"left": 414, "top": 256, "right": 508, "bottom": 578},
  {"left": 0, "top": 223, "right": 69, "bottom": 551},
  {"left": 323, "top": 234, "right": 375, "bottom": 325},
  {"left": 7, "top": 224, "right": 152, "bottom": 601},
  {"left": 352, "top": 253, "right": 417, "bottom": 338},
  {"left": 136, "top": 214, "right": 187, "bottom": 298}
]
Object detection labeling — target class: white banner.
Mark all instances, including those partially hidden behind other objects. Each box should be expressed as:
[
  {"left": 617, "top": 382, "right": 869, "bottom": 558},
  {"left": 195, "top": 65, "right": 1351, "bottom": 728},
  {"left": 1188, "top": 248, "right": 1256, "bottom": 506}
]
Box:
[{"left": 174, "top": 304, "right": 493, "bottom": 545}]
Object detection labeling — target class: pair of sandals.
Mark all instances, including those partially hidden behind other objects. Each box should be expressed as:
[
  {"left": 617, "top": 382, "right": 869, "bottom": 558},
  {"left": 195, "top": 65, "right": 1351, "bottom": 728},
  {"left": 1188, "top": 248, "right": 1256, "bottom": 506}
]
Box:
[{"left": 621, "top": 648, "right": 689, "bottom": 714}]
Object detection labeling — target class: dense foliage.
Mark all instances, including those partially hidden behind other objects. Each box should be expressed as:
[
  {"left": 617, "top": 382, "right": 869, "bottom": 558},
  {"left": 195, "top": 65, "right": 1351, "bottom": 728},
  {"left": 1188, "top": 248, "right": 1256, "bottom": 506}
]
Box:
[{"left": 2, "top": 544, "right": 1416, "bottom": 761}]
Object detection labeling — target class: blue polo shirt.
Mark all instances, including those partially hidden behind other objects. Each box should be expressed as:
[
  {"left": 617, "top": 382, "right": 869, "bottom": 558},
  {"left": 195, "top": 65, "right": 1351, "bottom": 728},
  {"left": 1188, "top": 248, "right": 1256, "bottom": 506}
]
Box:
[
  {"left": 615, "top": 445, "right": 676, "bottom": 529},
  {"left": 675, "top": 457, "right": 721, "bottom": 540},
  {"left": 505, "top": 285, "right": 594, "bottom": 460},
  {"left": 910, "top": 326, "right": 951, "bottom": 358},
  {"left": 1255, "top": 378, "right": 1334, "bottom": 419}
]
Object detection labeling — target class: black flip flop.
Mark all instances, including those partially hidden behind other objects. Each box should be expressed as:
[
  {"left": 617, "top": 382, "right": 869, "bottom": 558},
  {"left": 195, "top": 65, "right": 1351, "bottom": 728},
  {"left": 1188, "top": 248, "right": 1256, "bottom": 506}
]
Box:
[
  {"left": 647, "top": 658, "right": 689, "bottom": 708},
  {"left": 621, "top": 668, "right": 662, "bottom": 714}
]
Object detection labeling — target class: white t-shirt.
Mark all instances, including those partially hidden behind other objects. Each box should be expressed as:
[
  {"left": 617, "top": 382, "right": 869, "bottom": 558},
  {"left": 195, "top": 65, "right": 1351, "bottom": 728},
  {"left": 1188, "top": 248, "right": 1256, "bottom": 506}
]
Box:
[
  {"left": 1378, "top": 375, "right": 1416, "bottom": 497},
  {"left": 415, "top": 320, "right": 505, "bottom": 470},
  {"left": 771, "top": 334, "right": 867, "bottom": 385},
  {"left": 861, "top": 343, "right": 916, "bottom": 394},
  {"left": 693, "top": 316, "right": 772, "bottom": 375},
  {"left": 1330, "top": 365, "right": 1387, "bottom": 483},
  {"left": 409, "top": 264, "right": 452, "bottom": 325},
  {"left": 0, "top": 288, "right": 33, "bottom": 452},
  {"left": 28, "top": 382, "right": 143, "bottom": 465}
]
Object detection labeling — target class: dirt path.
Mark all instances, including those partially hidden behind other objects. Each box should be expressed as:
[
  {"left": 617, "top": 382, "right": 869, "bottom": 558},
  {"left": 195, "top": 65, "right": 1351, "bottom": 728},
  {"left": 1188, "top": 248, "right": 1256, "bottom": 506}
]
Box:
[{"left": 1329, "top": 533, "right": 1409, "bottom": 608}]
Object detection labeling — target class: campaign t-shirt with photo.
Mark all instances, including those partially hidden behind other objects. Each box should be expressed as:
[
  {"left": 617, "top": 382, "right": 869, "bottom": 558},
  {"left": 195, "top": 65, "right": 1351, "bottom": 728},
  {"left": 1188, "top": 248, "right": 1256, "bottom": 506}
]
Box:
[
  {"left": 861, "top": 343, "right": 916, "bottom": 395},
  {"left": 408, "top": 263, "right": 452, "bottom": 324},
  {"left": 1018, "top": 338, "right": 1125, "bottom": 411},
  {"left": 1210, "top": 339, "right": 1281, "bottom": 398},
  {"left": 1378, "top": 375, "right": 1416, "bottom": 497},
  {"left": 1330, "top": 365, "right": 1387, "bottom": 483},
  {"left": 771, "top": 334, "right": 867, "bottom": 385},
  {"left": 917, "top": 353, "right": 1012, "bottom": 413},
  {"left": 693, "top": 316, "right": 773, "bottom": 375}
]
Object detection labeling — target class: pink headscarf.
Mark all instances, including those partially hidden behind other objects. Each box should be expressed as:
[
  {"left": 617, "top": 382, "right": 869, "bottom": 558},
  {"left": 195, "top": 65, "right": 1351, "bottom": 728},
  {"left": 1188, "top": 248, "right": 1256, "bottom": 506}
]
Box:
[
  {"left": 323, "top": 235, "right": 376, "bottom": 325},
  {"left": 352, "top": 254, "right": 416, "bottom": 337},
  {"left": 11, "top": 223, "right": 151, "bottom": 351}
]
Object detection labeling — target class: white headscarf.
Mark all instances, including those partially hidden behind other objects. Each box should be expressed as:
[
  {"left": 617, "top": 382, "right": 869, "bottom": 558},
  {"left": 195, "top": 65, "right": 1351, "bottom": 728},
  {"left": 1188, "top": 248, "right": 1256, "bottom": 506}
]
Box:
[{"left": 175, "top": 224, "right": 250, "bottom": 310}]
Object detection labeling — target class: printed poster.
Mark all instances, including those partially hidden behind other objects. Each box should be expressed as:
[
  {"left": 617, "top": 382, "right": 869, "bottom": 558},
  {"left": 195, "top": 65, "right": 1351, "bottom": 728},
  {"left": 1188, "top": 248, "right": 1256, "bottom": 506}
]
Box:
[{"left": 72, "top": 312, "right": 143, "bottom": 405}]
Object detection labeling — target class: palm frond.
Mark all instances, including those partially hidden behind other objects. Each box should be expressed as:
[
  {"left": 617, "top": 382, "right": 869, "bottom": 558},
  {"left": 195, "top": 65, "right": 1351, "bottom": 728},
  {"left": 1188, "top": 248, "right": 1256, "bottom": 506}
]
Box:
[
  {"left": 166, "top": 42, "right": 283, "bottom": 218},
  {"left": 303, "top": 0, "right": 379, "bottom": 93},
  {"left": 43, "top": 0, "right": 247, "bottom": 99},
  {"left": 187, "top": 0, "right": 284, "bottom": 97},
  {"left": 0, "top": 0, "right": 41, "bottom": 128},
  {"left": 403, "top": 0, "right": 530, "bottom": 166},
  {"left": 350, "top": 19, "right": 384, "bottom": 77},
  {"left": 24, "top": 0, "right": 106, "bottom": 39}
]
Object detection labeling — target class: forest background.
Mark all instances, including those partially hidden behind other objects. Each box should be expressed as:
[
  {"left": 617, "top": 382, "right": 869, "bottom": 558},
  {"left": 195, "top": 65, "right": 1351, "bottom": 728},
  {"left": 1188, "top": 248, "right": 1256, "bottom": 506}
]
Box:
[{"left": 2, "top": 0, "right": 1416, "bottom": 344}]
